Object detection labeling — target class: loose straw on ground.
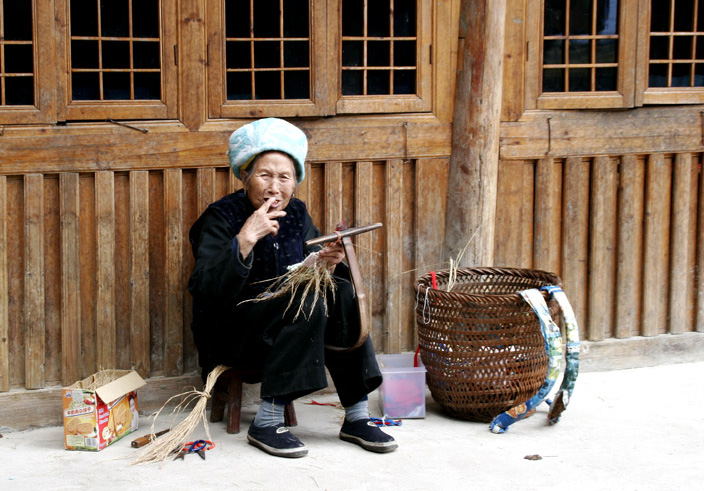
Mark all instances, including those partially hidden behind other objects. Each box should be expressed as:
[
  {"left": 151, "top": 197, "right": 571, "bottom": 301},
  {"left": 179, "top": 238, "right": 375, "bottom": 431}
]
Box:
[{"left": 131, "top": 365, "right": 229, "bottom": 465}]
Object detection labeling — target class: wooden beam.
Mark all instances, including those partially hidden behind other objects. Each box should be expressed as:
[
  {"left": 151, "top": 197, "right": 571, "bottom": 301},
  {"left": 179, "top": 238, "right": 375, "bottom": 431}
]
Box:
[
  {"left": 0, "top": 177, "right": 8, "bottom": 392},
  {"left": 130, "top": 171, "right": 151, "bottom": 377},
  {"left": 324, "top": 162, "right": 343, "bottom": 234},
  {"left": 179, "top": 0, "right": 206, "bottom": 130},
  {"left": 24, "top": 174, "right": 46, "bottom": 388},
  {"left": 60, "top": 174, "right": 81, "bottom": 385},
  {"left": 445, "top": 0, "right": 507, "bottom": 266},
  {"left": 384, "top": 160, "right": 404, "bottom": 353},
  {"left": 534, "top": 157, "right": 557, "bottom": 272},
  {"left": 164, "top": 170, "right": 184, "bottom": 376},
  {"left": 355, "top": 161, "right": 376, "bottom": 347},
  {"left": 95, "top": 171, "right": 116, "bottom": 369}
]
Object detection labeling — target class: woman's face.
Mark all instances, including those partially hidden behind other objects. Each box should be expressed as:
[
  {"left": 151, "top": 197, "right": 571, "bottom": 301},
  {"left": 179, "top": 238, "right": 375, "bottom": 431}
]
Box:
[{"left": 241, "top": 151, "right": 297, "bottom": 211}]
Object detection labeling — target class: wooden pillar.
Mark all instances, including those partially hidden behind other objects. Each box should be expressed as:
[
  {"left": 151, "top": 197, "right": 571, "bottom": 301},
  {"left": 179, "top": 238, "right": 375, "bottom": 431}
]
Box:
[{"left": 444, "top": 0, "right": 507, "bottom": 267}]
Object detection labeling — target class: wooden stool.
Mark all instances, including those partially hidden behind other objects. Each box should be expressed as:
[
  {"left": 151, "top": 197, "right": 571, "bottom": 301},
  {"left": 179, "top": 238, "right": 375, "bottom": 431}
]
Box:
[{"left": 210, "top": 368, "right": 297, "bottom": 434}]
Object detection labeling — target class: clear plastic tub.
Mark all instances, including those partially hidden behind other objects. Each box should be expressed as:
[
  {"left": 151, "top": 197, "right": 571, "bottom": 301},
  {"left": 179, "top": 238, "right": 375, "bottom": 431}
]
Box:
[{"left": 377, "top": 353, "right": 427, "bottom": 418}]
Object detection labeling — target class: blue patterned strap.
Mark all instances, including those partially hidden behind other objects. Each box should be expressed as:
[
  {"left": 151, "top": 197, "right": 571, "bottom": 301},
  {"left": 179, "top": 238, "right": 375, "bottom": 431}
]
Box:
[{"left": 489, "top": 288, "right": 563, "bottom": 434}]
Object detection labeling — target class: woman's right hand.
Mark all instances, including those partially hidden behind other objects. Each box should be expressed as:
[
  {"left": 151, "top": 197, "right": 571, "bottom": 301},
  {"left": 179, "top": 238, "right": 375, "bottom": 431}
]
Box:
[{"left": 237, "top": 198, "right": 287, "bottom": 259}]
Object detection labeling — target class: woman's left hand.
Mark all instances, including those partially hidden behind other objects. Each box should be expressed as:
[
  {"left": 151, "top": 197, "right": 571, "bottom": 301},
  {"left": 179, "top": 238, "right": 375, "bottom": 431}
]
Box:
[{"left": 318, "top": 242, "right": 345, "bottom": 272}]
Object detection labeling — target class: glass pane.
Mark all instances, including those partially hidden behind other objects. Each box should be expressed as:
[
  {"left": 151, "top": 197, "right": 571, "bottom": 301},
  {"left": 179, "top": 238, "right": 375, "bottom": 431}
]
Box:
[
  {"left": 71, "top": 0, "right": 98, "bottom": 36},
  {"left": 697, "top": 36, "right": 704, "bottom": 59},
  {"left": 134, "top": 72, "right": 161, "bottom": 99},
  {"left": 4, "top": 45, "right": 34, "bottom": 74},
  {"left": 342, "top": 0, "right": 364, "bottom": 36},
  {"left": 543, "top": 40, "right": 564, "bottom": 65},
  {"left": 342, "top": 70, "right": 363, "bottom": 95},
  {"left": 227, "top": 72, "right": 253, "bottom": 99},
  {"left": 227, "top": 41, "right": 252, "bottom": 69},
  {"left": 543, "top": 68, "right": 565, "bottom": 91},
  {"left": 71, "top": 40, "right": 100, "bottom": 69},
  {"left": 368, "top": 41, "right": 390, "bottom": 66},
  {"left": 368, "top": 70, "right": 390, "bottom": 94},
  {"left": 544, "top": 0, "right": 566, "bottom": 36},
  {"left": 569, "top": 39, "right": 591, "bottom": 64},
  {"left": 649, "top": 36, "right": 670, "bottom": 60},
  {"left": 253, "top": 0, "right": 280, "bottom": 37},
  {"left": 101, "top": 0, "right": 130, "bottom": 37},
  {"left": 569, "top": 67, "right": 591, "bottom": 90},
  {"left": 134, "top": 42, "right": 160, "bottom": 69},
  {"left": 595, "top": 66, "right": 617, "bottom": 90},
  {"left": 699, "top": 1, "right": 704, "bottom": 31},
  {"left": 226, "top": 0, "right": 251, "bottom": 38},
  {"left": 368, "top": 0, "right": 391, "bottom": 37},
  {"left": 596, "top": 0, "right": 618, "bottom": 35},
  {"left": 133, "top": 0, "right": 160, "bottom": 38},
  {"left": 3, "top": 0, "right": 33, "bottom": 41},
  {"left": 695, "top": 63, "right": 704, "bottom": 85},
  {"left": 394, "top": 69, "right": 415, "bottom": 94},
  {"left": 650, "top": 0, "right": 671, "bottom": 32},
  {"left": 283, "top": 70, "right": 309, "bottom": 99},
  {"left": 648, "top": 63, "right": 668, "bottom": 87},
  {"left": 283, "top": 0, "right": 309, "bottom": 38},
  {"left": 255, "top": 71, "right": 281, "bottom": 99},
  {"left": 570, "top": 0, "right": 593, "bottom": 35},
  {"left": 394, "top": 0, "right": 416, "bottom": 37},
  {"left": 5, "top": 77, "right": 34, "bottom": 105},
  {"left": 671, "top": 63, "right": 691, "bottom": 86},
  {"left": 102, "top": 41, "right": 130, "bottom": 69},
  {"left": 283, "top": 41, "right": 309, "bottom": 68},
  {"left": 394, "top": 40, "right": 416, "bottom": 66},
  {"left": 103, "top": 72, "right": 131, "bottom": 99},
  {"left": 595, "top": 38, "right": 618, "bottom": 63},
  {"left": 72, "top": 72, "right": 101, "bottom": 99},
  {"left": 674, "top": 0, "right": 695, "bottom": 32},
  {"left": 342, "top": 41, "right": 364, "bottom": 67},
  {"left": 673, "top": 36, "right": 694, "bottom": 60},
  {"left": 254, "top": 42, "right": 281, "bottom": 69}
]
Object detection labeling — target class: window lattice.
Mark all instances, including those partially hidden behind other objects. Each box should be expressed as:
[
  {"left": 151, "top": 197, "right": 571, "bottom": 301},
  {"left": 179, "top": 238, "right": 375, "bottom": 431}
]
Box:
[
  {"left": 69, "top": 0, "right": 161, "bottom": 101},
  {"left": 341, "top": 0, "right": 417, "bottom": 96},
  {"left": 649, "top": 0, "right": 704, "bottom": 87},
  {"left": 542, "top": 0, "right": 620, "bottom": 93},
  {"left": 0, "top": 0, "right": 34, "bottom": 106},
  {"left": 224, "top": 0, "right": 311, "bottom": 101}
]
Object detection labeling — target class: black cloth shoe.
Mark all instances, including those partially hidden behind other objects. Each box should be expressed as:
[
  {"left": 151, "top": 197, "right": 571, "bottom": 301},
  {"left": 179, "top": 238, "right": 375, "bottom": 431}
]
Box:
[
  {"left": 339, "top": 419, "right": 398, "bottom": 453},
  {"left": 247, "top": 423, "right": 308, "bottom": 458}
]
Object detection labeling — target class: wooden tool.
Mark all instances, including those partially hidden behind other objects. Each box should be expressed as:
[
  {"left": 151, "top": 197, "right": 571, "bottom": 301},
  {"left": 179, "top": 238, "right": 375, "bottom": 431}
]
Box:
[{"left": 131, "top": 429, "right": 170, "bottom": 448}]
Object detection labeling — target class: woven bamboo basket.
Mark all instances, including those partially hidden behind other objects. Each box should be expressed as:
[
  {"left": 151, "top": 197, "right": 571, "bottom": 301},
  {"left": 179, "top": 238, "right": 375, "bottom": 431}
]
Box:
[{"left": 414, "top": 267, "right": 562, "bottom": 422}]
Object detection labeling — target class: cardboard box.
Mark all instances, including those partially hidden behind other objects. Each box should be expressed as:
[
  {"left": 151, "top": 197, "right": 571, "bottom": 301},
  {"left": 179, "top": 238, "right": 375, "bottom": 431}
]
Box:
[
  {"left": 377, "top": 353, "right": 427, "bottom": 419},
  {"left": 63, "top": 370, "right": 146, "bottom": 451}
]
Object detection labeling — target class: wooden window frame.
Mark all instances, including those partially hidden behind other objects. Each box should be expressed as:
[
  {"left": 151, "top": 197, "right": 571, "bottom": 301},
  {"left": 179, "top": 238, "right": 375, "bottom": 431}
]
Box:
[
  {"left": 55, "top": 0, "right": 179, "bottom": 122},
  {"left": 206, "top": 0, "right": 434, "bottom": 119},
  {"left": 0, "top": 0, "right": 56, "bottom": 125}
]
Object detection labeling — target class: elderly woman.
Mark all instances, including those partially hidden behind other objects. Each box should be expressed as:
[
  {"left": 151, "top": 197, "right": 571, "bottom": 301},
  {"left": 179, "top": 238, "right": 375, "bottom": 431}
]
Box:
[{"left": 188, "top": 118, "right": 396, "bottom": 458}]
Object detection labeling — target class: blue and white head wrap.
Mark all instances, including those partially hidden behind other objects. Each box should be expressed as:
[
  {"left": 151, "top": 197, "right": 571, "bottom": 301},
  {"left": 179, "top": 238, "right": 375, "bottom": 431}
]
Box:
[{"left": 227, "top": 118, "right": 308, "bottom": 183}]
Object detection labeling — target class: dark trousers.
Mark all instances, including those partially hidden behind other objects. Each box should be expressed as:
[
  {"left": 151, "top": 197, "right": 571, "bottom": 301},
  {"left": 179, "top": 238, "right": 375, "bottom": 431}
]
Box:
[{"left": 194, "top": 277, "right": 382, "bottom": 408}]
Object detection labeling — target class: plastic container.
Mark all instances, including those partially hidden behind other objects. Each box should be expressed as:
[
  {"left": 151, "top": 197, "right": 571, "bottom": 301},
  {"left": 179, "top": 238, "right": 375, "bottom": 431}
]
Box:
[{"left": 377, "top": 353, "right": 427, "bottom": 418}]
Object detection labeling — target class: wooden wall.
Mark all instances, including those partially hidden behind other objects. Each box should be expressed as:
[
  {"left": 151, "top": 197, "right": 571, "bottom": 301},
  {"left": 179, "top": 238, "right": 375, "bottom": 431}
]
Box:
[{"left": 0, "top": 157, "right": 449, "bottom": 392}]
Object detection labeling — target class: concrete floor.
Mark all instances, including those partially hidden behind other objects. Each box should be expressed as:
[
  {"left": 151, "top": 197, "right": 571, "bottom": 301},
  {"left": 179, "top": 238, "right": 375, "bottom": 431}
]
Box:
[{"left": 1, "top": 361, "right": 703, "bottom": 490}]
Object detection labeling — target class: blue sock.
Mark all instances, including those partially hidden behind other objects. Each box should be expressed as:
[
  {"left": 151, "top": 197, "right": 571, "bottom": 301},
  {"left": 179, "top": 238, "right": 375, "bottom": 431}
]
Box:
[
  {"left": 253, "top": 397, "right": 285, "bottom": 428},
  {"left": 344, "top": 397, "right": 369, "bottom": 422}
]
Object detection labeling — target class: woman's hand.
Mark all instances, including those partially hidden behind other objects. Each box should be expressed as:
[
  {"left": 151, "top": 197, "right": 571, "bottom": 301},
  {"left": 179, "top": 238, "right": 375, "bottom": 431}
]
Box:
[
  {"left": 237, "top": 198, "right": 287, "bottom": 259},
  {"left": 318, "top": 241, "right": 345, "bottom": 272}
]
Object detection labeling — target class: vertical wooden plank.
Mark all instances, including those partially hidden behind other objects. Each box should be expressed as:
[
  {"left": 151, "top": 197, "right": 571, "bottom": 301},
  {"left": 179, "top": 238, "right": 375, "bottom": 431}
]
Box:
[
  {"left": 494, "top": 160, "right": 534, "bottom": 267},
  {"left": 114, "top": 174, "right": 131, "bottom": 370},
  {"left": 384, "top": 160, "right": 404, "bottom": 353},
  {"left": 697, "top": 152, "right": 704, "bottom": 332},
  {"left": 355, "top": 161, "right": 376, "bottom": 348},
  {"left": 588, "top": 157, "right": 618, "bottom": 341},
  {"left": 196, "top": 168, "right": 217, "bottom": 215},
  {"left": 415, "top": 159, "right": 449, "bottom": 275},
  {"left": 148, "top": 173, "right": 165, "bottom": 375},
  {"left": 60, "top": 174, "right": 81, "bottom": 385},
  {"left": 164, "top": 169, "right": 184, "bottom": 376},
  {"left": 669, "top": 153, "right": 694, "bottom": 334},
  {"left": 642, "top": 154, "right": 672, "bottom": 336},
  {"left": 0, "top": 177, "right": 8, "bottom": 391},
  {"left": 44, "top": 177, "right": 62, "bottom": 385},
  {"left": 24, "top": 174, "right": 46, "bottom": 388},
  {"left": 296, "top": 162, "right": 311, "bottom": 205},
  {"left": 324, "top": 162, "right": 343, "bottom": 234},
  {"left": 562, "top": 157, "right": 590, "bottom": 338},
  {"left": 79, "top": 175, "right": 97, "bottom": 374},
  {"left": 179, "top": 0, "right": 206, "bottom": 130},
  {"left": 615, "top": 155, "right": 644, "bottom": 339},
  {"left": 534, "top": 157, "right": 556, "bottom": 272},
  {"left": 130, "top": 171, "right": 150, "bottom": 377},
  {"left": 95, "top": 171, "right": 116, "bottom": 369},
  {"left": 501, "top": 0, "right": 526, "bottom": 121}
]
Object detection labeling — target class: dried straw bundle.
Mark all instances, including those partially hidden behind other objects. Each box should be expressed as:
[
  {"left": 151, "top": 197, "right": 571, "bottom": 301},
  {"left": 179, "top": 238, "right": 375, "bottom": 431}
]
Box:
[
  {"left": 131, "top": 365, "right": 229, "bottom": 465},
  {"left": 246, "top": 251, "right": 336, "bottom": 320}
]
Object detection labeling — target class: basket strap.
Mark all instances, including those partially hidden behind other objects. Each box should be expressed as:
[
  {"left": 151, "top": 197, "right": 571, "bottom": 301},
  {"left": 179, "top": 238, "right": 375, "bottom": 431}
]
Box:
[{"left": 489, "top": 288, "right": 564, "bottom": 434}]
